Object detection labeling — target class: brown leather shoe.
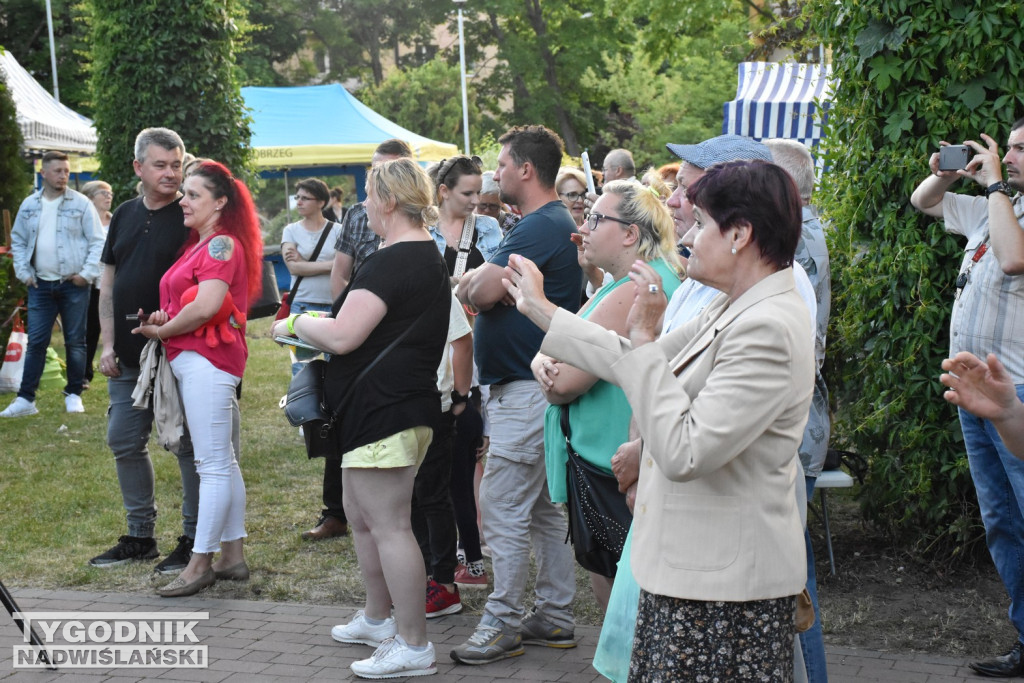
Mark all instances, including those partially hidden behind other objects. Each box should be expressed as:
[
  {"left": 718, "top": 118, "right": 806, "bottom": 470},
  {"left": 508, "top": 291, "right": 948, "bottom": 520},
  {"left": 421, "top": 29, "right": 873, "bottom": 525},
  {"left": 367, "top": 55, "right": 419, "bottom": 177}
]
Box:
[{"left": 301, "top": 515, "right": 349, "bottom": 540}]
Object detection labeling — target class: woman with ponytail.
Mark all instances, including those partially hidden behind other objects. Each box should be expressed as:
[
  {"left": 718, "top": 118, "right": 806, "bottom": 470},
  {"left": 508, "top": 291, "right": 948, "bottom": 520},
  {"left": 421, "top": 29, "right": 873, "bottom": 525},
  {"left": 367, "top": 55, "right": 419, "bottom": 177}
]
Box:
[
  {"left": 533, "top": 179, "right": 683, "bottom": 609},
  {"left": 272, "top": 158, "right": 449, "bottom": 679},
  {"left": 135, "top": 160, "right": 262, "bottom": 597}
]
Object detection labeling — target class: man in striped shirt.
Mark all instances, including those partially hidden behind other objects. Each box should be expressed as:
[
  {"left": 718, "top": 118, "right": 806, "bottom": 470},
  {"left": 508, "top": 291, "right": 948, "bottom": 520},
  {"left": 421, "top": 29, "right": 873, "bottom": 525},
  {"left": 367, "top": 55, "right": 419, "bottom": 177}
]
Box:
[{"left": 912, "top": 121, "right": 1024, "bottom": 678}]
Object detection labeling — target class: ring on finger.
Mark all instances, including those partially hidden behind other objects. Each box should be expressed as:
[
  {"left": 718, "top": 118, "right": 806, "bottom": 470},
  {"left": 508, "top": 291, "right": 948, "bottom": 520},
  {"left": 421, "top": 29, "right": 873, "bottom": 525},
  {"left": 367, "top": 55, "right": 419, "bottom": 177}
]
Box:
[{"left": 648, "top": 284, "right": 660, "bottom": 294}]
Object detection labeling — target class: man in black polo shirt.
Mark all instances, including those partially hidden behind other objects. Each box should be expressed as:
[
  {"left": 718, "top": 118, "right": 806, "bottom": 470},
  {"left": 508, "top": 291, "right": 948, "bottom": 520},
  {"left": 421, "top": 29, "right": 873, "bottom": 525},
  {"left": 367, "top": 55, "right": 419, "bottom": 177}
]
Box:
[{"left": 89, "top": 128, "right": 200, "bottom": 574}]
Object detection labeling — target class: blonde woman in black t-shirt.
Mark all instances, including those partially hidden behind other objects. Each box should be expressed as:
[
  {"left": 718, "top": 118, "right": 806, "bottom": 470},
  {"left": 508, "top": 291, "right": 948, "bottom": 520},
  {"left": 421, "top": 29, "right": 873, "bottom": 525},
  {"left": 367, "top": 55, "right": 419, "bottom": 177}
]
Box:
[{"left": 273, "top": 158, "right": 449, "bottom": 679}]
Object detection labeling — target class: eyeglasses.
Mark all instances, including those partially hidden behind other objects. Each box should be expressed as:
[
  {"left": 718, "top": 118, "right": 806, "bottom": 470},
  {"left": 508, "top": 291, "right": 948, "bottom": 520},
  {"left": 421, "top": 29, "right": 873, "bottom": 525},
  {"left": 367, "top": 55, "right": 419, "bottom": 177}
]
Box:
[
  {"left": 294, "top": 194, "right": 316, "bottom": 202},
  {"left": 560, "top": 191, "right": 586, "bottom": 202},
  {"left": 97, "top": 190, "right": 113, "bottom": 198},
  {"left": 477, "top": 203, "right": 501, "bottom": 213},
  {"left": 586, "top": 212, "right": 632, "bottom": 231}
]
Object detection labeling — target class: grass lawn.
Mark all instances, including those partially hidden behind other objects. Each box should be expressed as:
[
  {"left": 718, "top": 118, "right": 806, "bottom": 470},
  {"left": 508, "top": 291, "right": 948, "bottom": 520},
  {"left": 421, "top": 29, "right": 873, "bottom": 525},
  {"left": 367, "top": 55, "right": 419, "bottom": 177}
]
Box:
[{"left": 0, "top": 317, "right": 603, "bottom": 625}]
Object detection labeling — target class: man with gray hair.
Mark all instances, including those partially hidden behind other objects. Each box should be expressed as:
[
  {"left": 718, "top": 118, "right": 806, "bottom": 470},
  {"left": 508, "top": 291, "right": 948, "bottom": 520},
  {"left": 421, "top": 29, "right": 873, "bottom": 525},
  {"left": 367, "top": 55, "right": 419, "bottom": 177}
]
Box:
[
  {"left": 601, "top": 148, "right": 636, "bottom": 183},
  {"left": 764, "top": 137, "right": 831, "bottom": 683},
  {"left": 90, "top": 127, "right": 200, "bottom": 575}
]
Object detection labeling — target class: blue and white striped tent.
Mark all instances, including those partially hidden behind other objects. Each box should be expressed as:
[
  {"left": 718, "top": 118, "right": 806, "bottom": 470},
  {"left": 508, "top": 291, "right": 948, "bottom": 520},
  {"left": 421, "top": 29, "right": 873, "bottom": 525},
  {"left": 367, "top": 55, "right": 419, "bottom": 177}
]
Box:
[{"left": 722, "top": 62, "right": 834, "bottom": 150}]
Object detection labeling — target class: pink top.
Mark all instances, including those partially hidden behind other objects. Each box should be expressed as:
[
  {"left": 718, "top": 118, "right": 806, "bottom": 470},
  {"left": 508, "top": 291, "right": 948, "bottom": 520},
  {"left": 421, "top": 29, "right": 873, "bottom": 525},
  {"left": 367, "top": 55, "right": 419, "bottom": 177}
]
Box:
[{"left": 160, "top": 231, "right": 249, "bottom": 377}]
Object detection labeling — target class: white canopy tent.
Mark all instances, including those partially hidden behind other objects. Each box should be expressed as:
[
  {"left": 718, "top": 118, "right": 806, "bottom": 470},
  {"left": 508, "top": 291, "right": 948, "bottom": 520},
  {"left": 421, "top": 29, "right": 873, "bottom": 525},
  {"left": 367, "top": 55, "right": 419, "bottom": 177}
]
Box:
[{"left": 0, "top": 50, "right": 97, "bottom": 155}]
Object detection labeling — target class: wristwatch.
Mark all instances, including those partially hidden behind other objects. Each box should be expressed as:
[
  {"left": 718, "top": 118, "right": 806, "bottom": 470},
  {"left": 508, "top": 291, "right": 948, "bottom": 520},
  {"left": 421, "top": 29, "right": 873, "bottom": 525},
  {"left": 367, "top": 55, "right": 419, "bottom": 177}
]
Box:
[
  {"left": 450, "top": 390, "right": 469, "bottom": 406},
  {"left": 985, "top": 181, "right": 1013, "bottom": 198}
]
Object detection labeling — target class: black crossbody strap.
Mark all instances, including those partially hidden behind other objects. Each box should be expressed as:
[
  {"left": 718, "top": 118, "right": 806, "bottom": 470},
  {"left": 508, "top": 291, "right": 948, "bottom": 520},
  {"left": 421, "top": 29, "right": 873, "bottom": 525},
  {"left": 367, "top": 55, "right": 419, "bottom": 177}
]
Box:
[
  {"left": 285, "top": 221, "right": 334, "bottom": 308},
  {"left": 322, "top": 268, "right": 449, "bottom": 432}
]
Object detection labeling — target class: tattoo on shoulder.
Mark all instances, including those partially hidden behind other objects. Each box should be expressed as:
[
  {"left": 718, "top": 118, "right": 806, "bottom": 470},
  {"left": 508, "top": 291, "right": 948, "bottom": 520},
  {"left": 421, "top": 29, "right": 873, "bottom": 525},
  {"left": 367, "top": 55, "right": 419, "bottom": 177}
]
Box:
[{"left": 208, "top": 236, "right": 234, "bottom": 261}]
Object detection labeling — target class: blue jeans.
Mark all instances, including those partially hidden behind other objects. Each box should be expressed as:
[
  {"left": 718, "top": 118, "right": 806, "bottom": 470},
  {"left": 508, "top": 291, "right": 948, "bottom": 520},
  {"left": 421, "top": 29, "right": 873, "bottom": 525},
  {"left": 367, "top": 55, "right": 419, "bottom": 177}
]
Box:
[
  {"left": 800, "top": 476, "right": 828, "bottom": 682},
  {"left": 20, "top": 279, "right": 90, "bottom": 400},
  {"left": 289, "top": 301, "right": 332, "bottom": 376},
  {"left": 106, "top": 363, "right": 199, "bottom": 539},
  {"left": 961, "top": 384, "right": 1024, "bottom": 644}
]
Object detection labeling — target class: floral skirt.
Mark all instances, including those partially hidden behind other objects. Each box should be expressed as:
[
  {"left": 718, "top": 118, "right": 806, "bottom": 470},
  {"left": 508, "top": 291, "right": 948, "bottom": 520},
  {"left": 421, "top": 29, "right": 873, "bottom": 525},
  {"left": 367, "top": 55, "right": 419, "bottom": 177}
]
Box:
[{"left": 628, "top": 589, "right": 795, "bottom": 682}]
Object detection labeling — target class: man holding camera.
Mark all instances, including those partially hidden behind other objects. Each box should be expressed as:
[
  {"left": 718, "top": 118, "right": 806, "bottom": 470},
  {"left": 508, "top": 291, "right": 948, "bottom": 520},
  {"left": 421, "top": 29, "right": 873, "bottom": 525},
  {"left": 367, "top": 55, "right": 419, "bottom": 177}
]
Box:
[{"left": 911, "top": 121, "right": 1024, "bottom": 677}]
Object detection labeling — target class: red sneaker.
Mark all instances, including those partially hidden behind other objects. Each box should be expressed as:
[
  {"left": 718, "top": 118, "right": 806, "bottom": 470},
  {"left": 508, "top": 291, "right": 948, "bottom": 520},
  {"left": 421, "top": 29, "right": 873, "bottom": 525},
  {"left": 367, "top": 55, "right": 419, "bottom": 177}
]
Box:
[
  {"left": 454, "top": 564, "right": 489, "bottom": 590},
  {"left": 425, "top": 579, "right": 462, "bottom": 618}
]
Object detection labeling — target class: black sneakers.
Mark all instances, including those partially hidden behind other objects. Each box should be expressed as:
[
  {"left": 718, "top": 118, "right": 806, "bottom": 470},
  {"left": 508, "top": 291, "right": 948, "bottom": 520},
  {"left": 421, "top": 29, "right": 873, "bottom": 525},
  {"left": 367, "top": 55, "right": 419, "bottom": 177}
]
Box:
[
  {"left": 154, "top": 536, "right": 194, "bottom": 575},
  {"left": 89, "top": 536, "right": 159, "bottom": 568}
]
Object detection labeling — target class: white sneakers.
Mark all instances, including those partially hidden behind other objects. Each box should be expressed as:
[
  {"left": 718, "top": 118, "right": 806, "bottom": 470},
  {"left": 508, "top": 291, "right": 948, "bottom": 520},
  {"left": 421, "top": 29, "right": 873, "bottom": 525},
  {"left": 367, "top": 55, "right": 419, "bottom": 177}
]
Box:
[
  {"left": 350, "top": 636, "right": 436, "bottom": 679},
  {"left": 333, "top": 612, "right": 435, "bottom": 678},
  {"left": 331, "top": 611, "right": 397, "bottom": 647},
  {"left": 0, "top": 395, "right": 84, "bottom": 416},
  {"left": 0, "top": 397, "right": 38, "bottom": 418},
  {"left": 65, "top": 394, "right": 85, "bottom": 413}
]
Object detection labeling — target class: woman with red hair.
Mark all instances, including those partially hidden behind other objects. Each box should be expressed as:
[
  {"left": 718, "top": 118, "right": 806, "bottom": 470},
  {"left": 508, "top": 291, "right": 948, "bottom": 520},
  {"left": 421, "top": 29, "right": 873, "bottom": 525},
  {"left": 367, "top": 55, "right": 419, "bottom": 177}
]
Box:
[{"left": 135, "top": 161, "right": 263, "bottom": 597}]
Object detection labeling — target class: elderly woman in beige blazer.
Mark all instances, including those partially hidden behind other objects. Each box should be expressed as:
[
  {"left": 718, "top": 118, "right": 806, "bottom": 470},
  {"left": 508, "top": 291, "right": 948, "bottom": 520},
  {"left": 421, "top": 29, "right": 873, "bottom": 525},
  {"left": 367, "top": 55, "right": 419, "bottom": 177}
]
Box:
[{"left": 504, "top": 159, "right": 814, "bottom": 681}]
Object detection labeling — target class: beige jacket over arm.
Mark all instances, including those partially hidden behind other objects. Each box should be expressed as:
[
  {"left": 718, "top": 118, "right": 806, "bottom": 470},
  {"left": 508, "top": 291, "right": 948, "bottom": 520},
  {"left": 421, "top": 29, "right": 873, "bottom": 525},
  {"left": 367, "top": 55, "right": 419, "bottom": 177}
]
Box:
[{"left": 541, "top": 268, "right": 814, "bottom": 602}]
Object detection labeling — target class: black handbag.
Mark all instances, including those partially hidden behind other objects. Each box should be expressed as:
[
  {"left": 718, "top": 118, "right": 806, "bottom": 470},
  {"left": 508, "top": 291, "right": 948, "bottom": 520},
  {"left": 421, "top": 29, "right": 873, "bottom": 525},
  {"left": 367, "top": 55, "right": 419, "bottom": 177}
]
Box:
[
  {"left": 283, "top": 275, "right": 448, "bottom": 459},
  {"left": 249, "top": 260, "right": 283, "bottom": 319},
  {"left": 560, "top": 405, "right": 632, "bottom": 578}
]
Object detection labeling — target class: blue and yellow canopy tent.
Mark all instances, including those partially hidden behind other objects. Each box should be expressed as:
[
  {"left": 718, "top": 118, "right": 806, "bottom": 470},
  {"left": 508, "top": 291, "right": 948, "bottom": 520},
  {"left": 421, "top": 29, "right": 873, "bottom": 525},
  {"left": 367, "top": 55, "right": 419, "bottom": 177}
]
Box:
[{"left": 242, "top": 83, "right": 458, "bottom": 190}]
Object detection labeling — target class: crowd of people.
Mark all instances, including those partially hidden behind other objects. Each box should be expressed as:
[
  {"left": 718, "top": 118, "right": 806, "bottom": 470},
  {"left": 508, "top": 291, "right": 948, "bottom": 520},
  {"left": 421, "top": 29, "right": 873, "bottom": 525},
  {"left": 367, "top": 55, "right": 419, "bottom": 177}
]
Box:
[{"left": 4, "top": 114, "right": 1023, "bottom": 681}]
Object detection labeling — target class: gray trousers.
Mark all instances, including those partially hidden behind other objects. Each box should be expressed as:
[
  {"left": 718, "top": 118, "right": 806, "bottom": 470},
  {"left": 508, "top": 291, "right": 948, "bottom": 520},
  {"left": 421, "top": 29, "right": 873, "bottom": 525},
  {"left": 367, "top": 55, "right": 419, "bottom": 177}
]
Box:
[
  {"left": 106, "top": 363, "right": 200, "bottom": 539},
  {"left": 479, "top": 380, "right": 576, "bottom": 631}
]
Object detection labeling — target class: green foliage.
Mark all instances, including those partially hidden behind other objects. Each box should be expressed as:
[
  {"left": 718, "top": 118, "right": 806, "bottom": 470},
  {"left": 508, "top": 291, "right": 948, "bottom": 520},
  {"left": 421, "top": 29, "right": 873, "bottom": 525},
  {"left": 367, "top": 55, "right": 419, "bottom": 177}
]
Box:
[
  {"left": 0, "top": 52, "right": 32, "bottom": 219},
  {"left": 235, "top": 0, "right": 308, "bottom": 86},
  {"left": 359, "top": 56, "right": 496, "bottom": 150},
  {"left": 465, "top": 1, "right": 632, "bottom": 155},
  {"left": 0, "top": 51, "right": 31, "bottom": 352},
  {"left": 88, "top": 0, "right": 252, "bottom": 195},
  {"left": 0, "top": 0, "right": 93, "bottom": 115},
  {"left": 804, "top": 0, "right": 1024, "bottom": 560},
  {"left": 582, "top": 50, "right": 741, "bottom": 170}
]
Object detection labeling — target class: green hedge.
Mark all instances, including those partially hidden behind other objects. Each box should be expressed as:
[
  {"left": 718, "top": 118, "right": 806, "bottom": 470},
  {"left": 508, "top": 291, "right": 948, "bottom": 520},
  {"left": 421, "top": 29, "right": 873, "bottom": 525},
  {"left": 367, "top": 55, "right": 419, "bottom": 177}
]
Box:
[
  {"left": 89, "top": 0, "right": 252, "bottom": 195},
  {"left": 806, "top": 0, "right": 1024, "bottom": 560}
]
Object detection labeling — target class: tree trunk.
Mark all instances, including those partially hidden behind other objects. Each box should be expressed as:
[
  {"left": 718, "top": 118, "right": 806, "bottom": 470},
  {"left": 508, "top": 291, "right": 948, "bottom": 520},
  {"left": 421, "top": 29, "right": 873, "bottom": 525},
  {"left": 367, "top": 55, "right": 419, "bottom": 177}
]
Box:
[
  {"left": 368, "top": 20, "right": 384, "bottom": 85},
  {"left": 522, "top": 0, "right": 579, "bottom": 155},
  {"left": 487, "top": 11, "right": 531, "bottom": 111}
]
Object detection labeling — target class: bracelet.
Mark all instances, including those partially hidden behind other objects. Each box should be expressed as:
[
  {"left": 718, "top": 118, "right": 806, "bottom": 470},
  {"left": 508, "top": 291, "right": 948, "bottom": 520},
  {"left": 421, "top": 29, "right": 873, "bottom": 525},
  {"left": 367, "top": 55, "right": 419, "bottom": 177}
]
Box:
[
  {"left": 286, "top": 313, "right": 302, "bottom": 335},
  {"left": 156, "top": 326, "right": 164, "bottom": 342}
]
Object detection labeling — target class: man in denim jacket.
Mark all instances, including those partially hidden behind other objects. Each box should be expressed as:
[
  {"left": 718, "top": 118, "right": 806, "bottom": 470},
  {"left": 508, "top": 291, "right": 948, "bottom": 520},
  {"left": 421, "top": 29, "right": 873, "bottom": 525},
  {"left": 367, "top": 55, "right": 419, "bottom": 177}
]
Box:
[{"left": 2, "top": 151, "right": 104, "bottom": 417}]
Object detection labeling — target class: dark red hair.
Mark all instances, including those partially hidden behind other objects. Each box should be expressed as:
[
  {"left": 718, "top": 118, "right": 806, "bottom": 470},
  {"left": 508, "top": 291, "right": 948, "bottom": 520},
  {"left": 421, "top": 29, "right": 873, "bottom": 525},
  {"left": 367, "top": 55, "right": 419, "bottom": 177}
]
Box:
[{"left": 186, "top": 161, "right": 264, "bottom": 305}]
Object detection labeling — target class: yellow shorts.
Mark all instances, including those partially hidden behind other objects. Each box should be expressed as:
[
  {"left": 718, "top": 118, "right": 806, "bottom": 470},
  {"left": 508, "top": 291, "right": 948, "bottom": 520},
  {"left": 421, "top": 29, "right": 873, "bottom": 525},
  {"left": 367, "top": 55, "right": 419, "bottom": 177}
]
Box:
[{"left": 341, "top": 426, "right": 433, "bottom": 469}]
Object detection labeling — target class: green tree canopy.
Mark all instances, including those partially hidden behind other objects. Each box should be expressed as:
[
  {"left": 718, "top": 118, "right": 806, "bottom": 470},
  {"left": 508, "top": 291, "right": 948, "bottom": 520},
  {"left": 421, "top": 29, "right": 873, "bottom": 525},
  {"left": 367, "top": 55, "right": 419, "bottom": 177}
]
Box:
[
  {"left": 89, "top": 0, "right": 252, "bottom": 195},
  {"left": 464, "top": 1, "right": 630, "bottom": 155},
  {"left": 359, "top": 55, "right": 496, "bottom": 150},
  {"left": 805, "top": 0, "right": 1024, "bottom": 559}
]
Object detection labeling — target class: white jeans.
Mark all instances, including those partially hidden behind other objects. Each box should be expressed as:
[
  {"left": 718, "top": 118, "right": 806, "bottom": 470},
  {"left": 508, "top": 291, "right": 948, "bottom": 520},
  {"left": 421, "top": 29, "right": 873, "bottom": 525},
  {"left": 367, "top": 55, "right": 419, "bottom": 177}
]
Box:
[{"left": 170, "top": 351, "right": 246, "bottom": 554}]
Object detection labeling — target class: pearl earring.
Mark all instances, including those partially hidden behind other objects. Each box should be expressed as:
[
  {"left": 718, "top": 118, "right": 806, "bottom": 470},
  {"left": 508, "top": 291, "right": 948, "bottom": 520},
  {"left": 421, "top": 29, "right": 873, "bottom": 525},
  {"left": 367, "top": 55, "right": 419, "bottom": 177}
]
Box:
[{"left": 731, "top": 247, "right": 737, "bottom": 255}]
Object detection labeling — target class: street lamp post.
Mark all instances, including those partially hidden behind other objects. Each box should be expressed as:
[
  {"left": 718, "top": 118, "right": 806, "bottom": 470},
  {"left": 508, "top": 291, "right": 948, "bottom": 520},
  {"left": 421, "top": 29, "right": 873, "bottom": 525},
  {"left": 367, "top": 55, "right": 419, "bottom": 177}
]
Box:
[
  {"left": 454, "top": 0, "right": 470, "bottom": 155},
  {"left": 44, "top": 0, "right": 60, "bottom": 102}
]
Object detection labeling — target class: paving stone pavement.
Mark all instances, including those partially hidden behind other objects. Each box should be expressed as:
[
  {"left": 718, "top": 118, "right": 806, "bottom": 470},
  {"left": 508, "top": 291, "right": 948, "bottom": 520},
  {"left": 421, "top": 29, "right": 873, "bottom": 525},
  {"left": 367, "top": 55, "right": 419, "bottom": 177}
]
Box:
[{"left": 0, "top": 588, "right": 999, "bottom": 682}]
